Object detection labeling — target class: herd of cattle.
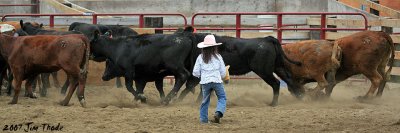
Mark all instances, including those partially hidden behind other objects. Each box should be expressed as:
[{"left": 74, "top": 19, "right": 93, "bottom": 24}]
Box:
[{"left": 0, "top": 20, "right": 394, "bottom": 107}]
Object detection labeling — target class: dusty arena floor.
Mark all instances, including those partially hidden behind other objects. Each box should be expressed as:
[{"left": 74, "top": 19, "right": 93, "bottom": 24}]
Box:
[{"left": 1, "top": 79, "right": 400, "bottom": 133}]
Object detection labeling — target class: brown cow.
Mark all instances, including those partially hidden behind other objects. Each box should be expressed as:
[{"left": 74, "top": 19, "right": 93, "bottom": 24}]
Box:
[
  {"left": 0, "top": 34, "right": 90, "bottom": 107},
  {"left": 326, "top": 31, "right": 394, "bottom": 99},
  {"left": 283, "top": 40, "right": 342, "bottom": 97}
]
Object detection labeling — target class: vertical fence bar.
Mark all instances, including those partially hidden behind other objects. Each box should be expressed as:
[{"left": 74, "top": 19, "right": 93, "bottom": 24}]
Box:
[
  {"left": 320, "top": 14, "right": 326, "bottom": 40},
  {"left": 236, "top": 14, "right": 241, "bottom": 38},
  {"left": 92, "top": 14, "right": 97, "bottom": 24},
  {"left": 277, "top": 14, "right": 283, "bottom": 43},
  {"left": 139, "top": 15, "right": 144, "bottom": 28},
  {"left": 49, "top": 15, "right": 54, "bottom": 28}
]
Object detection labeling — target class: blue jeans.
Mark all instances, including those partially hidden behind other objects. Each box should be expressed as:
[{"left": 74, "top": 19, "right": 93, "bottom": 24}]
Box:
[{"left": 200, "top": 82, "right": 226, "bottom": 123}]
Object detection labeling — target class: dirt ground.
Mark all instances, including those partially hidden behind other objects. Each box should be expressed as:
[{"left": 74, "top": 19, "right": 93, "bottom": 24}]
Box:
[{"left": 1, "top": 79, "right": 400, "bottom": 133}]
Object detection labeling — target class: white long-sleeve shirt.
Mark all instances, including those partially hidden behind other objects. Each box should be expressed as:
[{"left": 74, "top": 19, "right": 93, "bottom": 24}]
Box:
[{"left": 192, "top": 54, "right": 226, "bottom": 84}]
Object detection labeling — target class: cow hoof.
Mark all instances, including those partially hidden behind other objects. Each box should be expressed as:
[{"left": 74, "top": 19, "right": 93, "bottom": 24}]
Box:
[
  {"left": 8, "top": 101, "right": 17, "bottom": 105},
  {"left": 137, "top": 94, "right": 147, "bottom": 103},
  {"left": 269, "top": 102, "right": 278, "bottom": 107},
  {"left": 79, "top": 99, "right": 87, "bottom": 108},
  {"left": 59, "top": 100, "right": 69, "bottom": 106},
  {"left": 161, "top": 100, "right": 170, "bottom": 105}
]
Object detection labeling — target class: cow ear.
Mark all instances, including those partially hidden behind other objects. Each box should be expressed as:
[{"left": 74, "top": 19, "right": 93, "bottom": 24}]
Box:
[{"left": 20, "top": 20, "right": 24, "bottom": 28}]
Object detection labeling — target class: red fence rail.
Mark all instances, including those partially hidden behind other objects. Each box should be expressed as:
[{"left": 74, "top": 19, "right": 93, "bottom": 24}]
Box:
[
  {"left": 1, "top": 13, "right": 187, "bottom": 30},
  {"left": 191, "top": 12, "right": 368, "bottom": 42}
]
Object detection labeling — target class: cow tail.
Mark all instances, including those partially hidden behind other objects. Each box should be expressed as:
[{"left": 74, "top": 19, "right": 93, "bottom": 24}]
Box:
[
  {"left": 266, "top": 36, "right": 302, "bottom": 66},
  {"left": 80, "top": 36, "right": 90, "bottom": 78},
  {"left": 331, "top": 40, "right": 341, "bottom": 68},
  {"left": 383, "top": 32, "right": 395, "bottom": 81}
]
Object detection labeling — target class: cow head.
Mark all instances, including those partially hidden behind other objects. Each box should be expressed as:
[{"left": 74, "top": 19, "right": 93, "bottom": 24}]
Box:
[
  {"left": 89, "top": 30, "right": 108, "bottom": 62},
  {"left": 20, "top": 20, "right": 43, "bottom": 35},
  {"left": 102, "top": 59, "right": 123, "bottom": 81}
]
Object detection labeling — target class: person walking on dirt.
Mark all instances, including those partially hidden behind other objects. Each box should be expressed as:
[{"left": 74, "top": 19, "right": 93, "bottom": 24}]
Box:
[{"left": 193, "top": 34, "right": 227, "bottom": 124}]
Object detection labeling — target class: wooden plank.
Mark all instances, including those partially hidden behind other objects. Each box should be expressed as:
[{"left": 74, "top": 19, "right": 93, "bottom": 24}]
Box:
[
  {"left": 212, "top": 32, "right": 309, "bottom": 39},
  {"left": 307, "top": 18, "right": 400, "bottom": 27},
  {"left": 131, "top": 28, "right": 155, "bottom": 34},
  {"left": 353, "top": 0, "right": 400, "bottom": 18},
  {"left": 389, "top": 66, "right": 400, "bottom": 75},
  {"left": 326, "top": 32, "right": 400, "bottom": 43},
  {"left": 392, "top": 35, "right": 400, "bottom": 44},
  {"left": 395, "top": 51, "right": 400, "bottom": 60}
]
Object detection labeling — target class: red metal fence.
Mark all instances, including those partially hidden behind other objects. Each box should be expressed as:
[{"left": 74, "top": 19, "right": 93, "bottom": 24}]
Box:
[
  {"left": 191, "top": 12, "right": 368, "bottom": 43},
  {"left": 1, "top": 13, "right": 187, "bottom": 30}
]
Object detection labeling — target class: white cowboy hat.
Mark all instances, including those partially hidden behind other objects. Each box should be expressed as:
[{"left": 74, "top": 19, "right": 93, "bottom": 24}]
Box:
[
  {"left": 197, "top": 34, "right": 222, "bottom": 48},
  {"left": 0, "top": 24, "right": 16, "bottom": 33}
]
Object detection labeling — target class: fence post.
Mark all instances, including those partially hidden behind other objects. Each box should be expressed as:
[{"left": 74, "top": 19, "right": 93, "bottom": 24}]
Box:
[
  {"left": 49, "top": 15, "right": 54, "bottom": 28},
  {"left": 92, "top": 14, "right": 97, "bottom": 24},
  {"left": 277, "top": 14, "right": 282, "bottom": 43},
  {"left": 320, "top": 14, "right": 326, "bottom": 40},
  {"left": 236, "top": 14, "right": 241, "bottom": 38},
  {"left": 139, "top": 15, "right": 144, "bottom": 28}
]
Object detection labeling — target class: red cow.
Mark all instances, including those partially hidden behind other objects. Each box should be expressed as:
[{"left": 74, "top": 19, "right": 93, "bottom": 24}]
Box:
[
  {"left": 0, "top": 34, "right": 90, "bottom": 107},
  {"left": 283, "top": 40, "right": 342, "bottom": 97},
  {"left": 328, "top": 31, "right": 394, "bottom": 99}
]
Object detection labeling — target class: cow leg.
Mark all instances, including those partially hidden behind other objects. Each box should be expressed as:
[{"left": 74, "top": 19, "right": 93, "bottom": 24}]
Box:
[
  {"left": 376, "top": 63, "right": 388, "bottom": 97},
  {"left": 9, "top": 72, "right": 23, "bottom": 104},
  {"left": 40, "top": 74, "right": 48, "bottom": 97},
  {"left": 359, "top": 70, "right": 382, "bottom": 100},
  {"left": 24, "top": 77, "right": 37, "bottom": 98},
  {"left": 124, "top": 77, "right": 138, "bottom": 98},
  {"left": 162, "top": 68, "right": 190, "bottom": 105},
  {"left": 134, "top": 79, "right": 147, "bottom": 103},
  {"left": 274, "top": 68, "right": 303, "bottom": 99},
  {"left": 60, "top": 77, "right": 70, "bottom": 95},
  {"left": 6, "top": 71, "right": 13, "bottom": 96},
  {"left": 196, "top": 85, "right": 203, "bottom": 103},
  {"left": 0, "top": 68, "right": 5, "bottom": 95},
  {"left": 76, "top": 73, "right": 87, "bottom": 107},
  {"left": 41, "top": 73, "right": 50, "bottom": 88},
  {"left": 155, "top": 78, "right": 165, "bottom": 100},
  {"left": 116, "top": 77, "right": 123, "bottom": 88},
  {"left": 51, "top": 72, "right": 61, "bottom": 88},
  {"left": 60, "top": 77, "right": 78, "bottom": 106},
  {"left": 310, "top": 75, "right": 329, "bottom": 100},
  {"left": 259, "top": 74, "right": 280, "bottom": 107},
  {"left": 178, "top": 76, "right": 200, "bottom": 101},
  {"left": 325, "top": 70, "right": 337, "bottom": 97}
]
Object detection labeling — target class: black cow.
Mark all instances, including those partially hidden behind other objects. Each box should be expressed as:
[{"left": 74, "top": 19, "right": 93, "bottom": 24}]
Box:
[
  {"left": 176, "top": 33, "right": 304, "bottom": 106},
  {"left": 102, "top": 59, "right": 168, "bottom": 101},
  {"left": 90, "top": 27, "right": 196, "bottom": 104},
  {"left": 69, "top": 22, "right": 138, "bottom": 39},
  {"left": 69, "top": 22, "right": 138, "bottom": 89}
]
